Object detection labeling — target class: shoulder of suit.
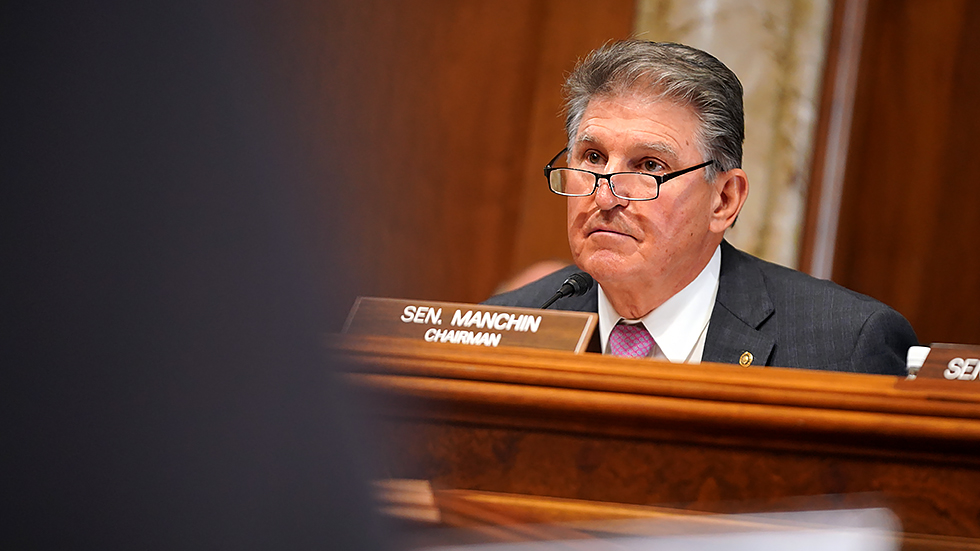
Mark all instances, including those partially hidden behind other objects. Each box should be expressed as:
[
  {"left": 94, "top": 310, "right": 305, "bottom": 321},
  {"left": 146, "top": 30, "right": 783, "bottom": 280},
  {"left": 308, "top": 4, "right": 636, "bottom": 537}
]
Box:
[{"left": 721, "top": 241, "right": 893, "bottom": 310}]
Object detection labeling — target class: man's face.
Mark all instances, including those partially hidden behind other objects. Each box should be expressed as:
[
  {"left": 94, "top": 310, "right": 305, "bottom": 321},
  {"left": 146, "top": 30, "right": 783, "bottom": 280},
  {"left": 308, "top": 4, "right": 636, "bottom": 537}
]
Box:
[{"left": 566, "top": 93, "right": 724, "bottom": 306}]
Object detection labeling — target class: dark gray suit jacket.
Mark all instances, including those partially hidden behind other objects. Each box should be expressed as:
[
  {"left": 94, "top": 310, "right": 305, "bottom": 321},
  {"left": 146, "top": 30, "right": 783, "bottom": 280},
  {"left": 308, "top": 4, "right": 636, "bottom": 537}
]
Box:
[{"left": 484, "top": 241, "right": 918, "bottom": 375}]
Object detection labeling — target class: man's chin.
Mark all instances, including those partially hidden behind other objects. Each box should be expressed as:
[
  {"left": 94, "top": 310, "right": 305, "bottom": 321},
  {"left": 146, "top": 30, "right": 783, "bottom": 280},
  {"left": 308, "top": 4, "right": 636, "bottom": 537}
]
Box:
[{"left": 574, "top": 252, "right": 639, "bottom": 287}]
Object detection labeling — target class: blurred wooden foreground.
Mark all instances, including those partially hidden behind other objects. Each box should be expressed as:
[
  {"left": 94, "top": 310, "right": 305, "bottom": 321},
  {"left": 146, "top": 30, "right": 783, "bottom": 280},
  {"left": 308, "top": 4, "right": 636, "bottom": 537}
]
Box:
[{"left": 329, "top": 335, "right": 980, "bottom": 551}]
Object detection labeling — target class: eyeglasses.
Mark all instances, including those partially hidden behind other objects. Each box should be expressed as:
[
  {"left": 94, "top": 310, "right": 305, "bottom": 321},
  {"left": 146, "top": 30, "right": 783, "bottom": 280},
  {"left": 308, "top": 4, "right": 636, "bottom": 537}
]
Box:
[{"left": 544, "top": 148, "right": 715, "bottom": 201}]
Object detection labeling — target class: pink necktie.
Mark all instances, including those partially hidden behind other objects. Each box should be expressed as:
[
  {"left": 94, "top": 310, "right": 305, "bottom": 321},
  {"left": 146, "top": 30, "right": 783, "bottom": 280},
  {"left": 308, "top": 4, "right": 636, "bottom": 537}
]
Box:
[{"left": 609, "top": 322, "right": 655, "bottom": 358}]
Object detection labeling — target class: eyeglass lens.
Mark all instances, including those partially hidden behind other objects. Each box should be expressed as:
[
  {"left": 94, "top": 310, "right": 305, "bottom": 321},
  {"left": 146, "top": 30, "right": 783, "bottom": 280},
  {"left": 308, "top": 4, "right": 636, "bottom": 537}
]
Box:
[{"left": 549, "top": 169, "right": 659, "bottom": 200}]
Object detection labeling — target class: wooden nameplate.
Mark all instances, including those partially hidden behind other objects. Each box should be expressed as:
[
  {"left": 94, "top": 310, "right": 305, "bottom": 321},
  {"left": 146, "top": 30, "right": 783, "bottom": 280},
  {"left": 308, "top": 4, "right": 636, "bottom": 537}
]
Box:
[
  {"left": 899, "top": 343, "right": 980, "bottom": 392},
  {"left": 342, "top": 297, "right": 597, "bottom": 353}
]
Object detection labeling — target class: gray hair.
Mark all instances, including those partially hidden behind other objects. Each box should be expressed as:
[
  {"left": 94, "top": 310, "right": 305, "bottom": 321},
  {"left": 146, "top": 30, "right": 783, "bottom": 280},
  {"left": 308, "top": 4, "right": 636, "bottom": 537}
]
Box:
[{"left": 563, "top": 40, "right": 744, "bottom": 182}]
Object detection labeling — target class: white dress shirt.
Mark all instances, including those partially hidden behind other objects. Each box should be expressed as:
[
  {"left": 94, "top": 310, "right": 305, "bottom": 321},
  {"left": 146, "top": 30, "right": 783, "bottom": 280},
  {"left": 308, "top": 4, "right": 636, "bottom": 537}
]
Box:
[{"left": 597, "top": 244, "right": 721, "bottom": 363}]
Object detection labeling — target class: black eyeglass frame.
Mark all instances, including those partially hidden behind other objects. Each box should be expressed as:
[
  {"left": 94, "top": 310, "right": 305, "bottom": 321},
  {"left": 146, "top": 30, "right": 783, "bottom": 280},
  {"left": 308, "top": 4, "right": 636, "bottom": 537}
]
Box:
[{"left": 543, "top": 147, "right": 716, "bottom": 201}]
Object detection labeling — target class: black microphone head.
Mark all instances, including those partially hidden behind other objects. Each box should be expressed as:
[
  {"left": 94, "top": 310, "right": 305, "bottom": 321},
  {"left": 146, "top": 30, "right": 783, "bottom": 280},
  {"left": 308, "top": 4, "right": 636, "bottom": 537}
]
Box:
[
  {"left": 541, "top": 271, "right": 594, "bottom": 309},
  {"left": 563, "top": 272, "right": 593, "bottom": 297}
]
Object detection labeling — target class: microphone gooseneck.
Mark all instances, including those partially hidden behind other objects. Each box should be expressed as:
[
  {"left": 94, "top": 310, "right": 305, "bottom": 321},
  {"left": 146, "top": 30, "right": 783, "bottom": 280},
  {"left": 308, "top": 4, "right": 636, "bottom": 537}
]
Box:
[{"left": 540, "top": 272, "right": 594, "bottom": 309}]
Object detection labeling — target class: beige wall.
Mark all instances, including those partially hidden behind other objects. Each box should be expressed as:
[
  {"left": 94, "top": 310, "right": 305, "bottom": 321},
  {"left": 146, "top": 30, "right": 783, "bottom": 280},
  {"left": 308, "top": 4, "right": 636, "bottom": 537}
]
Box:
[{"left": 635, "top": 0, "right": 833, "bottom": 268}]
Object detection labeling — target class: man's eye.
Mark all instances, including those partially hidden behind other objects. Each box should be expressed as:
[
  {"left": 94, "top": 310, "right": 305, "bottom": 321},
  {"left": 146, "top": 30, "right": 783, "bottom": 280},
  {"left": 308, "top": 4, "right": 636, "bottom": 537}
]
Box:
[
  {"left": 586, "top": 151, "right": 603, "bottom": 164},
  {"left": 642, "top": 159, "right": 665, "bottom": 173}
]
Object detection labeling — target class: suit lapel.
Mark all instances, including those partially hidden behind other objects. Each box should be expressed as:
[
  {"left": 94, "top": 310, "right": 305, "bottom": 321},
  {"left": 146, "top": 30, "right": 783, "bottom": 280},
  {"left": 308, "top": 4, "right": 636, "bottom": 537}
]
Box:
[
  {"left": 702, "top": 241, "right": 776, "bottom": 366},
  {"left": 547, "top": 250, "right": 778, "bottom": 364}
]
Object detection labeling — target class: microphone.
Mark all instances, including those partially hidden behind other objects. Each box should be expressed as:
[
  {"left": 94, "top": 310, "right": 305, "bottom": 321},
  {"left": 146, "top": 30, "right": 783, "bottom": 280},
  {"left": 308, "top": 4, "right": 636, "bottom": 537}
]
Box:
[{"left": 540, "top": 272, "right": 594, "bottom": 309}]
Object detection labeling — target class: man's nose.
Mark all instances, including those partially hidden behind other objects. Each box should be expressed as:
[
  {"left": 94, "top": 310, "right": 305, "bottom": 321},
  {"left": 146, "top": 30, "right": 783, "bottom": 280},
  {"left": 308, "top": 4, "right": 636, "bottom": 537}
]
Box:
[{"left": 594, "top": 177, "right": 629, "bottom": 210}]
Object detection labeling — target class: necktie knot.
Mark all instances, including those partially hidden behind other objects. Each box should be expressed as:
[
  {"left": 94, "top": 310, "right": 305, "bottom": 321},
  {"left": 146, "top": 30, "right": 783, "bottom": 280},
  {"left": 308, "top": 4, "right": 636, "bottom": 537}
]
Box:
[{"left": 609, "top": 322, "right": 655, "bottom": 358}]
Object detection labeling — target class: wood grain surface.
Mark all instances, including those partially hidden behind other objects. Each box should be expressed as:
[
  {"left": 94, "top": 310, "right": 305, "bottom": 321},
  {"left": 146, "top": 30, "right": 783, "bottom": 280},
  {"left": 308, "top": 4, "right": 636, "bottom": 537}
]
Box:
[
  {"left": 330, "top": 335, "right": 980, "bottom": 546},
  {"left": 832, "top": 0, "right": 980, "bottom": 346},
  {"left": 287, "top": 0, "right": 633, "bottom": 329}
]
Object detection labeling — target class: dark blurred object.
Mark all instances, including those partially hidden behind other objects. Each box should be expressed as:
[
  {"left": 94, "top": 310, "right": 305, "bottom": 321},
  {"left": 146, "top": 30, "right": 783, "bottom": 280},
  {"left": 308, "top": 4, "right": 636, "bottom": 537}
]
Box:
[{"left": 2, "top": 2, "right": 385, "bottom": 549}]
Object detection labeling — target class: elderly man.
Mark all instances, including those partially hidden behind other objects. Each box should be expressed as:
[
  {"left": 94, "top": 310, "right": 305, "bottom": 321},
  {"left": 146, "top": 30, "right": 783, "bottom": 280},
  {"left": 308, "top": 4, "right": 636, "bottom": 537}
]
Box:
[{"left": 485, "top": 40, "right": 917, "bottom": 375}]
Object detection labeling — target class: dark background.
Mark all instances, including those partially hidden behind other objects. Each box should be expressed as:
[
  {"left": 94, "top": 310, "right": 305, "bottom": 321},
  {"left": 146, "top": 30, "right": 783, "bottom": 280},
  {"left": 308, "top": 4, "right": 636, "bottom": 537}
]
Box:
[{"left": 3, "top": 1, "right": 385, "bottom": 548}]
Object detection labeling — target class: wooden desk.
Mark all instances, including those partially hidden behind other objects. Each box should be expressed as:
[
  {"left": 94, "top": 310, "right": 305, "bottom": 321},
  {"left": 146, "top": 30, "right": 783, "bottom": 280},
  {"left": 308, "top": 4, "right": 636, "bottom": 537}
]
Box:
[{"left": 329, "top": 336, "right": 980, "bottom": 550}]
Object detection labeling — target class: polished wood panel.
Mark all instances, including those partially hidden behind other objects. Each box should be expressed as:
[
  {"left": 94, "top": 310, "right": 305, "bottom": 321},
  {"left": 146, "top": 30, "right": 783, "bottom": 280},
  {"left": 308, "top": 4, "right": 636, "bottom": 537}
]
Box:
[
  {"left": 285, "top": 1, "right": 633, "bottom": 328},
  {"left": 800, "top": 0, "right": 867, "bottom": 277},
  {"left": 832, "top": 0, "right": 980, "bottom": 345},
  {"left": 508, "top": 1, "right": 634, "bottom": 274},
  {"left": 330, "top": 335, "right": 980, "bottom": 546}
]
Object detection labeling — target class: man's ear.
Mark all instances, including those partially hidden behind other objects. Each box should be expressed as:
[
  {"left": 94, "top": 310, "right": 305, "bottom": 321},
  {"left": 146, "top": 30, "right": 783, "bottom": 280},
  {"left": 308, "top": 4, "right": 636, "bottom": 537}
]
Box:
[{"left": 709, "top": 168, "right": 748, "bottom": 234}]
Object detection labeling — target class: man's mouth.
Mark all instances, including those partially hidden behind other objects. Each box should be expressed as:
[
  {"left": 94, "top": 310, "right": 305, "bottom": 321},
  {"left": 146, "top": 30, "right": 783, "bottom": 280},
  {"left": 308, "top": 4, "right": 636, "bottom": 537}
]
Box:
[{"left": 588, "top": 226, "right": 633, "bottom": 239}]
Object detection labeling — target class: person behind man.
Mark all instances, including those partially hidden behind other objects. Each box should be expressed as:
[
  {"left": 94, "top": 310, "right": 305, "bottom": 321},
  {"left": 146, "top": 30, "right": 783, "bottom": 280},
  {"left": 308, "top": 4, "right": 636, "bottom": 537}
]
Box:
[{"left": 485, "top": 40, "right": 917, "bottom": 375}]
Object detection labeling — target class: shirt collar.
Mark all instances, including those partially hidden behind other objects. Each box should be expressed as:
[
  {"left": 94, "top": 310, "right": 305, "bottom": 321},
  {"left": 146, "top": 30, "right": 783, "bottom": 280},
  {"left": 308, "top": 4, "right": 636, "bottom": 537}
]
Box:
[{"left": 597, "top": 244, "right": 721, "bottom": 362}]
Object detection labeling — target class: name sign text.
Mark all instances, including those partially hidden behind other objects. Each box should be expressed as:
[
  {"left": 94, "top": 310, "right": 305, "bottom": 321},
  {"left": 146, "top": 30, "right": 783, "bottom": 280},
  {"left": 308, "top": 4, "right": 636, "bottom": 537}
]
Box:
[{"left": 343, "top": 297, "right": 597, "bottom": 353}]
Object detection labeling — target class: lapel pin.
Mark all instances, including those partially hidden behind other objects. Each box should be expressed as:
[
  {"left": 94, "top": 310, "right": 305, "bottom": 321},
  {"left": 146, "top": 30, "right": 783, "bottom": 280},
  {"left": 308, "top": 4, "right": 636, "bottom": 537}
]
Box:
[{"left": 739, "top": 351, "right": 754, "bottom": 367}]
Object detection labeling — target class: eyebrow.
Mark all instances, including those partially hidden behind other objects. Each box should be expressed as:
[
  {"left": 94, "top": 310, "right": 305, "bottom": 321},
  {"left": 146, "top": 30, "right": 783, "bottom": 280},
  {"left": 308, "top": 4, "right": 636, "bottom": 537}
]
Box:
[
  {"left": 572, "top": 134, "right": 600, "bottom": 150},
  {"left": 634, "top": 141, "right": 679, "bottom": 160},
  {"left": 574, "top": 135, "right": 680, "bottom": 160}
]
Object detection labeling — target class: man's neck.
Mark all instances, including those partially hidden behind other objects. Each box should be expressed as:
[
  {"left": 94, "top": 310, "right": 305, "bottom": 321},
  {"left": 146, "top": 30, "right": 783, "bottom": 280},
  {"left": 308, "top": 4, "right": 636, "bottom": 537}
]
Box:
[
  {"left": 600, "top": 242, "right": 721, "bottom": 319},
  {"left": 596, "top": 244, "right": 722, "bottom": 362}
]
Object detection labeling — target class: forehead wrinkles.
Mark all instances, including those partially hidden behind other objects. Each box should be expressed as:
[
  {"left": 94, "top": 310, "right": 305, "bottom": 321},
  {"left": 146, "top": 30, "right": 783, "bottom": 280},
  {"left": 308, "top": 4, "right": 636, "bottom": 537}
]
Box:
[{"left": 588, "top": 89, "right": 708, "bottom": 157}]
